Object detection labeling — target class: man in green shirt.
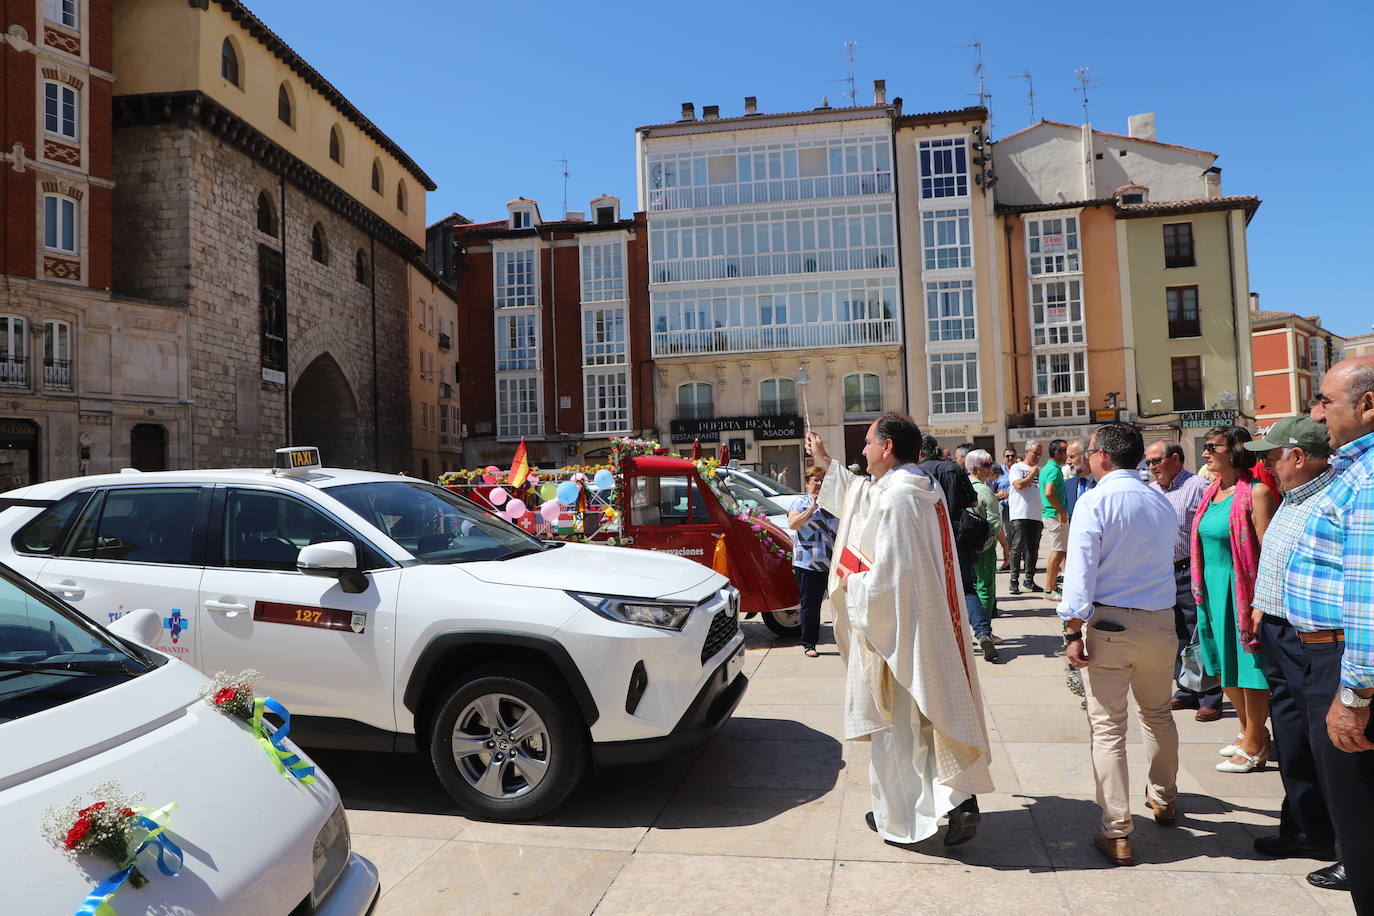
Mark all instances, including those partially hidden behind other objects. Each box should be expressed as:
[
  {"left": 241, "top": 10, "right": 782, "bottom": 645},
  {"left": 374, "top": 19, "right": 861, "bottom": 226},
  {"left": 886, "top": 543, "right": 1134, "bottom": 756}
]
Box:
[{"left": 1041, "top": 439, "right": 1069, "bottom": 600}]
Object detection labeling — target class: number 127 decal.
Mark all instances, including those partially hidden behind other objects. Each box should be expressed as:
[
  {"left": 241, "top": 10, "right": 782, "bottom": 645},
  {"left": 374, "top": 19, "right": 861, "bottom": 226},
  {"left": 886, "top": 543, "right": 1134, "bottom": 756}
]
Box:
[{"left": 254, "top": 601, "right": 367, "bottom": 634}]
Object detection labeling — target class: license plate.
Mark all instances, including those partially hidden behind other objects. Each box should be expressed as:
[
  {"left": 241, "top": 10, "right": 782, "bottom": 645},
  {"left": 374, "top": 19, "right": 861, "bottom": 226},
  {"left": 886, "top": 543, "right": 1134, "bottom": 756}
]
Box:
[{"left": 727, "top": 644, "right": 745, "bottom": 681}]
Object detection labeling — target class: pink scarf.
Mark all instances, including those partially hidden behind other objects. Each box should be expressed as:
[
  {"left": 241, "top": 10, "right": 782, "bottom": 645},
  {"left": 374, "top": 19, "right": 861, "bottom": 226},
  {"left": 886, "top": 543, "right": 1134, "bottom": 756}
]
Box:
[{"left": 1190, "top": 472, "right": 1261, "bottom": 653}]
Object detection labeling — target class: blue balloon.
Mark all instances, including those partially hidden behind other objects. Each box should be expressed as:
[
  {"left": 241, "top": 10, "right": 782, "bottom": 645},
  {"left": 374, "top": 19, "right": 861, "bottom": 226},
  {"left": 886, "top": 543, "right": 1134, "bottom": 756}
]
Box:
[
  {"left": 556, "top": 481, "right": 579, "bottom": 504},
  {"left": 593, "top": 469, "right": 616, "bottom": 491}
]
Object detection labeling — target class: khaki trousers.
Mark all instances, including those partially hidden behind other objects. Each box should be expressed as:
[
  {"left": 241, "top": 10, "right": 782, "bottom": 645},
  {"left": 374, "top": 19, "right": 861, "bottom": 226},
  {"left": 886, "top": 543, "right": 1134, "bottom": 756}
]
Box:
[{"left": 1081, "top": 604, "right": 1180, "bottom": 838}]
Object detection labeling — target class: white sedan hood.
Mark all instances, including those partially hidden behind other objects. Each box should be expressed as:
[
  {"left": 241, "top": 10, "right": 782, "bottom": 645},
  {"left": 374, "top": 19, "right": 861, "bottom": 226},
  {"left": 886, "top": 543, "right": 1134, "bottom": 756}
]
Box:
[{"left": 460, "top": 541, "right": 722, "bottom": 601}]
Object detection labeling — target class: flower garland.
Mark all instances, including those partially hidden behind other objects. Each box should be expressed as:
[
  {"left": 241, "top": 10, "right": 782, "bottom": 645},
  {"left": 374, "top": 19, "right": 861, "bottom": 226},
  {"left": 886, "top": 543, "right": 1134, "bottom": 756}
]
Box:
[
  {"left": 41, "top": 781, "right": 182, "bottom": 914},
  {"left": 199, "top": 670, "right": 316, "bottom": 785},
  {"left": 729, "top": 503, "right": 793, "bottom": 561}
]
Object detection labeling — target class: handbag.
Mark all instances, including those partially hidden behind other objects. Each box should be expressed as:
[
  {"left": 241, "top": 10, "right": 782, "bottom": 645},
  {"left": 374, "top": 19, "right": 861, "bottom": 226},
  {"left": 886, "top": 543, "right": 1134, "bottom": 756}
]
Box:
[{"left": 1178, "top": 642, "right": 1220, "bottom": 694}]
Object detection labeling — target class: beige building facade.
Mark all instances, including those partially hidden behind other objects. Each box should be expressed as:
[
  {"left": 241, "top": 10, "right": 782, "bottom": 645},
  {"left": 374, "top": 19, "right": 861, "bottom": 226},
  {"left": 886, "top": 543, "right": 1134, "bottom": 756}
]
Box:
[{"left": 407, "top": 263, "right": 461, "bottom": 478}]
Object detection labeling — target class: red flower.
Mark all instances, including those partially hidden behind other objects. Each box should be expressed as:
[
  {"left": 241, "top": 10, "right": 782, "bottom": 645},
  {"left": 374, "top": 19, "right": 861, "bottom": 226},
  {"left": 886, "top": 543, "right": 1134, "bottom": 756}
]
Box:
[
  {"left": 213, "top": 688, "right": 237, "bottom": 705},
  {"left": 77, "top": 801, "right": 107, "bottom": 817},
  {"left": 120, "top": 808, "right": 136, "bottom": 818},
  {"left": 64, "top": 816, "right": 93, "bottom": 850}
]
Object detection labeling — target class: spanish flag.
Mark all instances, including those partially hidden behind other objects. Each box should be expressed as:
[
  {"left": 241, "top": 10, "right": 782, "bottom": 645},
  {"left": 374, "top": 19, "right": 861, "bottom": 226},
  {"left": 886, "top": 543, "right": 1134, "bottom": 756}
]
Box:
[{"left": 508, "top": 438, "right": 530, "bottom": 489}]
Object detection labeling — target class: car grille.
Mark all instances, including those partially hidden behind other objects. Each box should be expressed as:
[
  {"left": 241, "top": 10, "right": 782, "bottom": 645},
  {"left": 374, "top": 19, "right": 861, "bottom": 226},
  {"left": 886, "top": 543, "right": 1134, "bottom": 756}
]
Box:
[{"left": 700, "top": 605, "right": 739, "bottom": 665}]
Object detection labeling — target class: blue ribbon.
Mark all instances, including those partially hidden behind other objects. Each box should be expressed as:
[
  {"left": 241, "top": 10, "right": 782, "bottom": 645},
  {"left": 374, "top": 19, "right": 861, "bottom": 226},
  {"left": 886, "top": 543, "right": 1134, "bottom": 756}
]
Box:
[
  {"left": 253, "top": 697, "right": 317, "bottom": 784},
  {"left": 74, "top": 804, "right": 182, "bottom": 916}
]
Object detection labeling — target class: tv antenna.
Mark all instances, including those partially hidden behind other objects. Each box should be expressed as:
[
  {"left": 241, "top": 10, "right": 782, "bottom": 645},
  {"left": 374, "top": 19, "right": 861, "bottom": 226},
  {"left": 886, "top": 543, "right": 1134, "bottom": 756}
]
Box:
[
  {"left": 1073, "top": 67, "right": 1104, "bottom": 123},
  {"left": 829, "top": 40, "right": 858, "bottom": 106},
  {"left": 555, "top": 156, "right": 570, "bottom": 214},
  {"left": 1011, "top": 70, "right": 1036, "bottom": 121},
  {"left": 958, "top": 40, "right": 990, "bottom": 110}
]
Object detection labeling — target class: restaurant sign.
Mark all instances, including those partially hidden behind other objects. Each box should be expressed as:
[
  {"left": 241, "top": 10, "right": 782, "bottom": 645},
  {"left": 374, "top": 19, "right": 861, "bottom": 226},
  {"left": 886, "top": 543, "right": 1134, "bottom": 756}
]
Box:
[
  {"left": 669, "top": 415, "right": 804, "bottom": 444},
  {"left": 1180, "top": 409, "right": 1237, "bottom": 429}
]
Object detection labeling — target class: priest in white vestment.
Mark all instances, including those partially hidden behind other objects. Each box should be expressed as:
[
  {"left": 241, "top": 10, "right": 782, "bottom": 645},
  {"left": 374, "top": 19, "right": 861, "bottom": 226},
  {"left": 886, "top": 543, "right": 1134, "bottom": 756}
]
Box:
[{"left": 807, "top": 415, "right": 994, "bottom": 845}]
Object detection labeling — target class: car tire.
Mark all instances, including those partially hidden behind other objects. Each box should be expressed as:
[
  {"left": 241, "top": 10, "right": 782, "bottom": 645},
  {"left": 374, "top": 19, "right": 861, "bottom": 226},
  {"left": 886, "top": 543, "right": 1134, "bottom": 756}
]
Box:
[
  {"left": 762, "top": 606, "right": 802, "bottom": 637},
  {"left": 428, "top": 664, "right": 589, "bottom": 821}
]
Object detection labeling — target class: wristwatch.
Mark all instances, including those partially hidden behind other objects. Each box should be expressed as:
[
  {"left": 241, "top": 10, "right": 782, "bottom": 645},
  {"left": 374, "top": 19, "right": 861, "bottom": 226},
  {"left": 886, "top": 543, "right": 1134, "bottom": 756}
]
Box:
[
  {"left": 1064, "top": 630, "right": 1083, "bottom": 644},
  {"left": 1339, "top": 687, "right": 1372, "bottom": 709}
]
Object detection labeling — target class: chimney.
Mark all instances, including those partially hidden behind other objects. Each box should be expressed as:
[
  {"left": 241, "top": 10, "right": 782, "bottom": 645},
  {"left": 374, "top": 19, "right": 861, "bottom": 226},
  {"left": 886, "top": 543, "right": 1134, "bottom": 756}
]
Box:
[
  {"left": 744, "top": 96, "right": 757, "bottom": 115},
  {"left": 1127, "top": 112, "right": 1156, "bottom": 141},
  {"left": 679, "top": 102, "right": 695, "bottom": 122},
  {"left": 1250, "top": 292, "right": 1260, "bottom": 313},
  {"left": 818, "top": 95, "right": 831, "bottom": 109},
  {"left": 564, "top": 210, "right": 585, "bottom": 221},
  {"left": 702, "top": 105, "right": 720, "bottom": 121},
  {"left": 873, "top": 80, "right": 886, "bottom": 105},
  {"left": 1203, "top": 166, "right": 1223, "bottom": 199}
]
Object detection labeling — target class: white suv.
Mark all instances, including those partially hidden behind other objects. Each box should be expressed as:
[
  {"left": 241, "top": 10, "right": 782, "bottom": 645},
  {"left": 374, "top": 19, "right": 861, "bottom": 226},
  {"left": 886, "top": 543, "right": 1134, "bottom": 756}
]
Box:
[{"left": 0, "top": 452, "right": 747, "bottom": 820}]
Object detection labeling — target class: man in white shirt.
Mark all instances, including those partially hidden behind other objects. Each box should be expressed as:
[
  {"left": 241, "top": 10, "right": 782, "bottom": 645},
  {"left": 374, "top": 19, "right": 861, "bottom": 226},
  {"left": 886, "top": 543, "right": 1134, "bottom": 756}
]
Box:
[
  {"left": 1060, "top": 423, "right": 1180, "bottom": 867},
  {"left": 1007, "top": 440, "right": 1044, "bottom": 595}
]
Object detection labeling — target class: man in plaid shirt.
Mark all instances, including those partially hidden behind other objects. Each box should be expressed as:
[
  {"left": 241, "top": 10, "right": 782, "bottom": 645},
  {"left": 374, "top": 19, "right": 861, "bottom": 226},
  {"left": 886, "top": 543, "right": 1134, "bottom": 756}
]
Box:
[{"left": 1288, "top": 357, "right": 1374, "bottom": 909}]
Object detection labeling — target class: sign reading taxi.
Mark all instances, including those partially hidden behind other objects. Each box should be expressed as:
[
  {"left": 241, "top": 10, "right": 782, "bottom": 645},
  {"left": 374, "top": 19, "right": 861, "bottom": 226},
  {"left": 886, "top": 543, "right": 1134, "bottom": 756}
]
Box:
[{"left": 273, "top": 446, "right": 322, "bottom": 476}]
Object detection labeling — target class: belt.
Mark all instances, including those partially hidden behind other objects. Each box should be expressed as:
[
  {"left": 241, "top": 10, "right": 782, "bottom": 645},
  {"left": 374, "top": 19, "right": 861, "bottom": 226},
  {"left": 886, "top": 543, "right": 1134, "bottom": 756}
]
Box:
[
  {"left": 1173, "top": 559, "right": 1190, "bottom": 571},
  {"left": 1297, "top": 628, "right": 1345, "bottom": 645}
]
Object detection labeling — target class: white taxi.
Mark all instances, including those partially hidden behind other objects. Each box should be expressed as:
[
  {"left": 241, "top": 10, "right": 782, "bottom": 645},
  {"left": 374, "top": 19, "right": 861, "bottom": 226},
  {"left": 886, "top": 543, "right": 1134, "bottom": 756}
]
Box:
[
  {"left": 0, "top": 448, "right": 747, "bottom": 820},
  {"left": 0, "top": 560, "right": 378, "bottom": 914}
]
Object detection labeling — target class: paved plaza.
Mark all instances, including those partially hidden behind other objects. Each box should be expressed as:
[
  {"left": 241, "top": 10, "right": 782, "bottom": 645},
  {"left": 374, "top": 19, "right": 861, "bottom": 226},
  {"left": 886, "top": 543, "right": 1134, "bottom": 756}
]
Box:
[{"left": 316, "top": 574, "right": 1357, "bottom": 915}]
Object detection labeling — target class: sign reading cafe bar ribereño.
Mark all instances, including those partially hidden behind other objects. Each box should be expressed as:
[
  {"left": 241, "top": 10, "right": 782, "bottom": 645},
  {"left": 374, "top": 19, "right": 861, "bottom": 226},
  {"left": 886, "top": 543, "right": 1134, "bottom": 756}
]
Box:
[
  {"left": 669, "top": 415, "right": 804, "bottom": 444},
  {"left": 1179, "top": 409, "right": 1238, "bottom": 429}
]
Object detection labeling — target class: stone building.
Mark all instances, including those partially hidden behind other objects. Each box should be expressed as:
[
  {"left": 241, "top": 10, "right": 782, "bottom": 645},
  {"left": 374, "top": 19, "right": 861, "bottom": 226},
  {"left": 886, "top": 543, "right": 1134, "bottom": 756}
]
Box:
[
  {"left": 0, "top": 0, "right": 189, "bottom": 486},
  {"left": 109, "top": 0, "right": 435, "bottom": 471}
]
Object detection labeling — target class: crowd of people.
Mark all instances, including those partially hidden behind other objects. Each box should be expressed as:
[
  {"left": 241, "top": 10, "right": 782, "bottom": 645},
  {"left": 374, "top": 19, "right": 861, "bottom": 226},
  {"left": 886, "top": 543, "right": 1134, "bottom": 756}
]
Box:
[{"left": 788, "top": 355, "right": 1374, "bottom": 912}]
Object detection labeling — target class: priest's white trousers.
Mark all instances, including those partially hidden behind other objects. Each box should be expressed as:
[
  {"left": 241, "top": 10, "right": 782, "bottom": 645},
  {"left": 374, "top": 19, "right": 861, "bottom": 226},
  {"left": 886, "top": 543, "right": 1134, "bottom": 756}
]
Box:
[{"left": 869, "top": 687, "right": 969, "bottom": 844}]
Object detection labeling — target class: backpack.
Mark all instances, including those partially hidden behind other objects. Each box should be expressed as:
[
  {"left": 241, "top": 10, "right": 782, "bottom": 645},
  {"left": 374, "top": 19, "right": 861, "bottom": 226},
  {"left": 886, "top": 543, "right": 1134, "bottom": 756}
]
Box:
[{"left": 954, "top": 505, "right": 990, "bottom": 556}]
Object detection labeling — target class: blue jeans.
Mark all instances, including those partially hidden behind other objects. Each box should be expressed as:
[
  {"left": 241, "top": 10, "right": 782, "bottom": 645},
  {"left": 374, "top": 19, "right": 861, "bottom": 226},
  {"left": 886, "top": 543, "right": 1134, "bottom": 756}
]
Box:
[
  {"left": 965, "top": 591, "right": 992, "bottom": 640},
  {"left": 794, "top": 566, "right": 827, "bottom": 649}
]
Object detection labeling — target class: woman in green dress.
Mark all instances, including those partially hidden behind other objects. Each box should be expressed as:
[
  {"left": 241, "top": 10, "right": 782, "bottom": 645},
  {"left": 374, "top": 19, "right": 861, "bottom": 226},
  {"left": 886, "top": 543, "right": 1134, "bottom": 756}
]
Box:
[{"left": 1190, "top": 426, "right": 1276, "bottom": 773}]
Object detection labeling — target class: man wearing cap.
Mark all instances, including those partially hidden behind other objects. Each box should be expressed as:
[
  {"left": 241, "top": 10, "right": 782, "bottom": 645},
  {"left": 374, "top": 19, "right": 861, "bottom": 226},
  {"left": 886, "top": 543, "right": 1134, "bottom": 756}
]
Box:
[
  {"left": 1290, "top": 357, "right": 1374, "bottom": 909},
  {"left": 1245, "top": 417, "right": 1344, "bottom": 892}
]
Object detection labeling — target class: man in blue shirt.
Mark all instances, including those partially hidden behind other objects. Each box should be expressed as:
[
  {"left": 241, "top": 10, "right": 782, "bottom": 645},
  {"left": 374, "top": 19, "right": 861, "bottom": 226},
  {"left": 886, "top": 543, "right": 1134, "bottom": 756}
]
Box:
[
  {"left": 1059, "top": 423, "right": 1179, "bottom": 867},
  {"left": 1064, "top": 439, "right": 1095, "bottom": 517}
]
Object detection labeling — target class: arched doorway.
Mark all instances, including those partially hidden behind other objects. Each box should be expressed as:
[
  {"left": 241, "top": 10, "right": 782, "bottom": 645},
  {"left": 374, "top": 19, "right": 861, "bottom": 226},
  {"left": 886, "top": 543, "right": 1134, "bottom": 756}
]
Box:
[
  {"left": 130, "top": 423, "right": 167, "bottom": 471},
  {"left": 291, "top": 353, "right": 368, "bottom": 468}
]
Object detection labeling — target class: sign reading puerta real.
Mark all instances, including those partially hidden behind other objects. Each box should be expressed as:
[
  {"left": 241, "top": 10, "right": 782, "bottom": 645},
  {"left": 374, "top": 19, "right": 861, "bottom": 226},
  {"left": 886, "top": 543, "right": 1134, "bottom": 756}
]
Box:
[{"left": 669, "top": 415, "right": 805, "bottom": 444}]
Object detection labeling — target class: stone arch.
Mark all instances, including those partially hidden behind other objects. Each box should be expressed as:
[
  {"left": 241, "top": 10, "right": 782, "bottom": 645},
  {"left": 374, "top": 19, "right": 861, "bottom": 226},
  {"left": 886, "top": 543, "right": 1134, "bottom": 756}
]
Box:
[{"left": 291, "top": 352, "right": 368, "bottom": 468}]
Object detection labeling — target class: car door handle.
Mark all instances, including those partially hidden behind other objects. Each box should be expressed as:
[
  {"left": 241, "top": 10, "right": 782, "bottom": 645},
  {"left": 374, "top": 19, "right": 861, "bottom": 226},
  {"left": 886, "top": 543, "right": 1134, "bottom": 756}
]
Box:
[
  {"left": 204, "top": 600, "right": 250, "bottom": 613},
  {"left": 47, "top": 581, "right": 85, "bottom": 600}
]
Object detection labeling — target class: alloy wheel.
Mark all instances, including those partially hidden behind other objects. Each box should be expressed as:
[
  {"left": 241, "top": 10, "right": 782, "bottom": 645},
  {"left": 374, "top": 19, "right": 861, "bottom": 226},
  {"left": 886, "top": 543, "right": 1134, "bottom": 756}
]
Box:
[{"left": 450, "top": 692, "right": 551, "bottom": 799}]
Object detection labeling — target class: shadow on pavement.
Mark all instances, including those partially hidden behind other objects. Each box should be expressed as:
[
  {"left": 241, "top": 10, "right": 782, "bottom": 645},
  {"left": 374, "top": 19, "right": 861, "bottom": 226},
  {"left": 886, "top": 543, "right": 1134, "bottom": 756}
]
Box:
[{"left": 988, "top": 633, "right": 1067, "bottom": 663}]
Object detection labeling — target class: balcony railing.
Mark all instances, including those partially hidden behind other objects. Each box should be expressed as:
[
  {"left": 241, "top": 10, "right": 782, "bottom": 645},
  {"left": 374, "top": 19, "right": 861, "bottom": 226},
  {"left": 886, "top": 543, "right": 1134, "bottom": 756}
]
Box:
[
  {"left": 648, "top": 172, "right": 892, "bottom": 212},
  {"left": 0, "top": 357, "right": 28, "bottom": 387},
  {"left": 43, "top": 359, "right": 72, "bottom": 391},
  {"left": 439, "top": 381, "right": 453, "bottom": 399},
  {"left": 653, "top": 317, "right": 898, "bottom": 357},
  {"left": 438, "top": 332, "right": 452, "bottom": 351},
  {"left": 651, "top": 247, "right": 895, "bottom": 284}
]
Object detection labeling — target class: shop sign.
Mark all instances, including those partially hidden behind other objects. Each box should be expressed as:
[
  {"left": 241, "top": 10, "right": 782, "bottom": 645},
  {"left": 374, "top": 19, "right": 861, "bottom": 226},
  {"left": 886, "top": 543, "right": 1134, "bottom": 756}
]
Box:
[
  {"left": 669, "top": 415, "right": 803, "bottom": 444},
  {"left": 1180, "top": 409, "right": 1236, "bottom": 429}
]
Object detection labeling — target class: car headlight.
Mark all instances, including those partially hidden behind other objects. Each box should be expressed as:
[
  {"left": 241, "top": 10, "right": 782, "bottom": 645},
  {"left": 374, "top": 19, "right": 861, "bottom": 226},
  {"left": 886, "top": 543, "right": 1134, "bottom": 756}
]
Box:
[
  {"left": 311, "top": 803, "right": 351, "bottom": 908},
  {"left": 569, "top": 592, "right": 695, "bottom": 631}
]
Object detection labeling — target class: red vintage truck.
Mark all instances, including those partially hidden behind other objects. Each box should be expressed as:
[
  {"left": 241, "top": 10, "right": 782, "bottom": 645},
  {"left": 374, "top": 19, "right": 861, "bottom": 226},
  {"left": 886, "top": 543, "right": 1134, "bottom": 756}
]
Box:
[{"left": 444, "top": 450, "right": 802, "bottom": 635}]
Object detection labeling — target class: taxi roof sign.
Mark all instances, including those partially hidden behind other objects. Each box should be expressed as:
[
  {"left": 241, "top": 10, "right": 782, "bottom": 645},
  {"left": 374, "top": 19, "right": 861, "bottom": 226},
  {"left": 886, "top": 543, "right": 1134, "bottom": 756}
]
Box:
[{"left": 274, "top": 446, "right": 322, "bottom": 476}]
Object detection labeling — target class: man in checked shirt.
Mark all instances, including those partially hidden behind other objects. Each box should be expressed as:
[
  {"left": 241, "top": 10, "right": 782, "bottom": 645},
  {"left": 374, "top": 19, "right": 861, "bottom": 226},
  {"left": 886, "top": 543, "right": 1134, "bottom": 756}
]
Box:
[{"left": 1288, "top": 357, "right": 1374, "bottom": 911}]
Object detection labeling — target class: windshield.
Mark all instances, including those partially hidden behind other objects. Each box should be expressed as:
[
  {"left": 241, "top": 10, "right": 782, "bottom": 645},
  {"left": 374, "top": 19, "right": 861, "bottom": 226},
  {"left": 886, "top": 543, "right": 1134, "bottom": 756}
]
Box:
[
  {"left": 714, "top": 471, "right": 785, "bottom": 515},
  {"left": 737, "top": 468, "right": 800, "bottom": 496},
  {"left": 0, "top": 567, "right": 155, "bottom": 724},
  {"left": 326, "top": 480, "right": 544, "bottom": 563}
]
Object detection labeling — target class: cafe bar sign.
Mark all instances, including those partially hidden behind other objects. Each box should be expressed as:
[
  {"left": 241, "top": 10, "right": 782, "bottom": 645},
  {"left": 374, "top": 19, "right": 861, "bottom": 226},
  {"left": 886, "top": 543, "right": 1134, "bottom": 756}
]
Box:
[
  {"left": 1180, "top": 409, "right": 1237, "bottom": 429},
  {"left": 669, "top": 415, "right": 804, "bottom": 444}
]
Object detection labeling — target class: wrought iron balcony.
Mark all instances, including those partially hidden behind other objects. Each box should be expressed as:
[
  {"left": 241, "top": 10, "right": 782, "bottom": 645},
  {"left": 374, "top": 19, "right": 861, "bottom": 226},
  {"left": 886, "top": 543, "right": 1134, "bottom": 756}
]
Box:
[
  {"left": 0, "top": 357, "right": 28, "bottom": 387},
  {"left": 438, "top": 332, "right": 452, "bottom": 351},
  {"left": 43, "top": 359, "right": 72, "bottom": 391}
]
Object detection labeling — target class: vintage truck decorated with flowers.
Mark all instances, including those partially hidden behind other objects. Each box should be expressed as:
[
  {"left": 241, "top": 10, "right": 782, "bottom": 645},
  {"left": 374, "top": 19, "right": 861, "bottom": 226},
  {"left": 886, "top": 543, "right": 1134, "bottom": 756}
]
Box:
[{"left": 441, "top": 437, "right": 802, "bottom": 635}]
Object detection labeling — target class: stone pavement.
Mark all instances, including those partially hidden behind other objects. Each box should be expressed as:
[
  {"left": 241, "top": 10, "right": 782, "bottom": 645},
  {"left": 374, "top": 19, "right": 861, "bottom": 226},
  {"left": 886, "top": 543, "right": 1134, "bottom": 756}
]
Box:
[{"left": 314, "top": 572, "right": 1356, "bottom": 915}]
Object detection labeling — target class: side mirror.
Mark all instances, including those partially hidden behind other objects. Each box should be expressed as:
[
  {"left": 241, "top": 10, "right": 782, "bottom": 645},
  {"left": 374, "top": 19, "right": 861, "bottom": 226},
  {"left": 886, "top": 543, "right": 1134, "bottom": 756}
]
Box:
[
  {"left": 107, "top": 607, "right": 162, "bottom": 647},
  {"left": 297, "top": 541, "right": 368, "bottom": 594}
]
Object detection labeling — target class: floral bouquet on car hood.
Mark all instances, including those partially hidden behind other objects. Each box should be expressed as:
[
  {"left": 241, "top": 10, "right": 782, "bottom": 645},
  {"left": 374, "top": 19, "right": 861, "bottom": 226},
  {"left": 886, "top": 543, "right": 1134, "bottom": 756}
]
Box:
[
  {"left": 196, "top": 668, "right": 261, "bottom": 720},
  {"left": 199, "top": 669, "right": 316, "bottom": 785}
]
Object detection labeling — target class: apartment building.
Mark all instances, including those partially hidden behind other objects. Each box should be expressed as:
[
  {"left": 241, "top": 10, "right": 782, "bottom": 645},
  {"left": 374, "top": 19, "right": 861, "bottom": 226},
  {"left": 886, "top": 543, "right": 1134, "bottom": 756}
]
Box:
[
  {"left": 440, "top": 196, "right": 654, "bottom": 468},
  {"left": 408, "top": 261, "right": 460, "bottom": 478},
  {"left": 1250, "top": 298, "right": 1344, "bottom": 424}
]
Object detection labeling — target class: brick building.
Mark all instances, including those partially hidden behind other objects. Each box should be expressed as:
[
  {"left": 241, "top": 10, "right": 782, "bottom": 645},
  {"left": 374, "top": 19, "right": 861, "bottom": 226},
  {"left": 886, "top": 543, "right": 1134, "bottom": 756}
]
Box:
[
  {"left": 109, "top": 0, "right": 434, "bottom": 472},
  {"left": 434, "top": 196, "right": 654, "bottom": 468},
  {"left": 0, "top": 0, "right": 189, "bottom": 486}
]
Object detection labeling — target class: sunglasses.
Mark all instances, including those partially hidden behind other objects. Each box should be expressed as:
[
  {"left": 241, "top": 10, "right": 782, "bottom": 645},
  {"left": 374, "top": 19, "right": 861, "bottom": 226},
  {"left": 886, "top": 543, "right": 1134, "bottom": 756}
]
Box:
[
  {"left": 1145, "top": 456, "right": 1164, "bottom": 466},
  {"left": 1201, "top": 443, "right": 1225, "bottom": 454}
]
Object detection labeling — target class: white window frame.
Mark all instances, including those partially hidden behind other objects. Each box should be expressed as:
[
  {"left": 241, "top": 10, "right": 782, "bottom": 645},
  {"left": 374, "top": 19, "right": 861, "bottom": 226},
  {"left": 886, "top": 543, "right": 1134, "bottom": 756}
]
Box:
[
  {"left": 921, "top": 209, "right": 971, "bottom": 270},
  {"left": 0, "top": 316, "right": 28, "bottom": 385},
  {"left": 929, "top": 352, "right": 979, "bottom": 416},
  {"left": 677, "top": 382, "right": 713, "bottom": 419},
  {"left": 1029, "top": 279, "right": 1085, "bottom": 347},
  {"left": 758, "top": 377, "right": 797, "bottom": 416},
  {"left": 510, "top": 209, "right": 532, "bottom": 230},
  {"left": 581, "top": 305, "right": 626, "bottom": 367},
  {"left": 584, "top": 369, "right": 630, "bottom": 434},
  {"left": 497, "top": 375, "right": 541, "bottom": 438},
  {"left": 45, "top": 0, "right": 78, "bottom": 29},
  {"left": 496, "top": 312, "right": 539, "bottom": 371},
  {"left": 494, "top": 247, "right": 537, "bottom": 309},
  {"left": 1025, "top": 215, "right": 1081, "bottom": 276},
  {"left": 1034, "top": 350, "right": 1089, "bottom": 397},
  {"left": 917, "top": 137, "right": 969, "bottom": 201},
  {"left": 580, "top": 239, "right": 625, "bottom": 302},
  {"left": 925, "top": 280, "right": 976, "bottom": 343},
  {"left": 44, "top": 82, "right": 78, "bottom": 140},
  {"left": 43, "top": 194, "right": 78, "bottom": 254},
  {"left": 842, "top": 372, "right": 882, "bottom": 418}
]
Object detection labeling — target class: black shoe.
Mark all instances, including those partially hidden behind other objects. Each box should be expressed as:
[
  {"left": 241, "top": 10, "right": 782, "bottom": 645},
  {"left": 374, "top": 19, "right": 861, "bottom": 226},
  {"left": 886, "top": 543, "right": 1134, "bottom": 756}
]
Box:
[
  {"left": 1306, "top": 862, "right": 1348, "bottom": 892},
  {"left": 944, "top": 797, "right": 981, "bottom": 847},
  {"left": 1253, "top": 835, "right": 1337, "bottom": 861},
  {"left": 865, "top": 811, "right": 878, "bottom": 834},
  {"left": 1009, "top": 583, "right": 1021, "bottom": 595},
  {"left": 1025, "top": 581, "right": 1045, "bottom": 593},
  {"left": 978, "top": 635, "right": 999, "bottom": 663}
]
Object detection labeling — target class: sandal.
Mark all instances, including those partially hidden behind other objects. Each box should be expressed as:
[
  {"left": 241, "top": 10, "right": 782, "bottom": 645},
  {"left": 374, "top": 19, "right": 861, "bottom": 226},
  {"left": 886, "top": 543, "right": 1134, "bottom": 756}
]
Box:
[
  {"left": 804, "top": 648, "right": 819, "bottom": 658},
  {"left": 1216, "top": 749, "right": 1267, "bottom": 773}
]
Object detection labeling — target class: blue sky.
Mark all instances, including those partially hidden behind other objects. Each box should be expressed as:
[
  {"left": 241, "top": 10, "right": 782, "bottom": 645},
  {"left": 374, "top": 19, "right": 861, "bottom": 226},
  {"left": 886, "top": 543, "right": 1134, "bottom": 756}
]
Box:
[{"left": 263, "top": 0, "right": 1373, "bottom": 337}]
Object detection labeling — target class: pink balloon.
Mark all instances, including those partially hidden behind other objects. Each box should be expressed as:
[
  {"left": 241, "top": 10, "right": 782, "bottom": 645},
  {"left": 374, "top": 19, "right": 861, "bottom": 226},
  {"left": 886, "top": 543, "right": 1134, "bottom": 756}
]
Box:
[
  {"left": 488, "top": 487, "right": 509, "bottom": 506},
  {"left": 528, "top": 474, "right": 540, "bottom": 485},
  {"left": 540, "top": 500, "right": 562, "bottom": 522},
  {"left": 482, "top": 465, "right": 500, "bottom": 484},
  {"left": 505, "top": 499, "right": 527, "bottom": 519}
]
